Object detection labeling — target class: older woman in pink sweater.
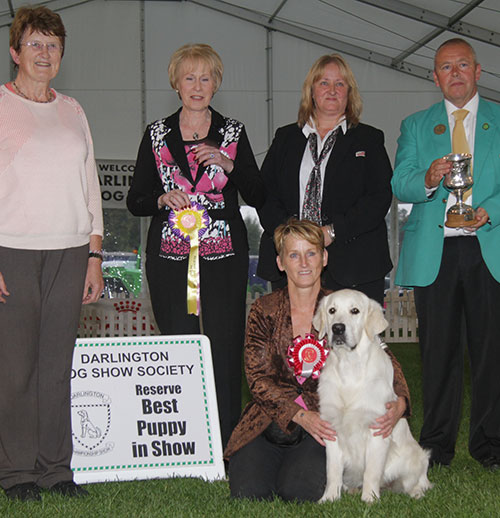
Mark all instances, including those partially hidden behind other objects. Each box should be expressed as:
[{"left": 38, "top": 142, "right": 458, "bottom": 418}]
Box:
[{"left": 0, "top": 6, "right": 103, "bottom": 502}]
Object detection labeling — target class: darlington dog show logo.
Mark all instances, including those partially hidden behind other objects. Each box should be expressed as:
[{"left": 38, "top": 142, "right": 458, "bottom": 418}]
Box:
[{"left": 71, "top": 391, "right": 114, "bottom": 456}]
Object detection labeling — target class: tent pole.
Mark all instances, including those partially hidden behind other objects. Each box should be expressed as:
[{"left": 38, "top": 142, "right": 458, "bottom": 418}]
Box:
[{"left": 266, "top": 29, "right": 274, "bottom": 148}]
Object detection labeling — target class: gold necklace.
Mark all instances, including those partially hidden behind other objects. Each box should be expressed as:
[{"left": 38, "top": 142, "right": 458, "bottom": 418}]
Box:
[{"left": 13, "top": 81, "right": 54, "bottom": 103}]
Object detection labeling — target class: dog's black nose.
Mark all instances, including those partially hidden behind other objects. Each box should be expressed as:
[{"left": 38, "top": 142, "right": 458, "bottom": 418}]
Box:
[{"left": 332, "top": 323, "right": 345, "bottom": 336}]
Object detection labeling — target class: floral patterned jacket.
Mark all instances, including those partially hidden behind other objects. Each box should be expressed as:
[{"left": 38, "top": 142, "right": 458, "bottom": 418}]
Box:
[
  {"left": 127, "top": 107, "right": 264, "bottom": 260},
  {"left": 224, "top": 287, "right": 411, "bottom": 459}
]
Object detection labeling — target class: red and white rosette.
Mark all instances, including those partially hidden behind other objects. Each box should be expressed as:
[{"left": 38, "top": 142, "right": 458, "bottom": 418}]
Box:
[{"left": 287, "top": 334, "right": 329, "bottom": 383}]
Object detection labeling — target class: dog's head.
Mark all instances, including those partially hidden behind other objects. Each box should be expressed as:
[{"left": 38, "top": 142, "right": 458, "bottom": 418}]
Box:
[{"left": 312, "top": 289, "right": 388, "bottom": 351}]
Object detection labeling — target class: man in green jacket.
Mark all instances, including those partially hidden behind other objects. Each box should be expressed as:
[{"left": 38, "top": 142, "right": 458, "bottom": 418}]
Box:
[{"left": 392, "top": 38, "right": 500, "bottom": 470}]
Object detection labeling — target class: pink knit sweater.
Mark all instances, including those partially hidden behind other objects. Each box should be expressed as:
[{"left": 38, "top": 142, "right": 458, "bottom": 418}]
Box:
[{"left": 0, "top": 85, "right": 103, "bottom": 250}]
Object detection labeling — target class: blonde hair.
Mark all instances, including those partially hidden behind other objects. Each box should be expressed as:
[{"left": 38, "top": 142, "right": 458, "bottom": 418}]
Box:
[
  {"left": 168, "top": 43, "right": 223, "bottom": 93},
  {"left": 274, "top": 218, "right": 325, "bottom": 258},
  {"left": 297, "top": 54, "right": 362, "bottom": 128}
]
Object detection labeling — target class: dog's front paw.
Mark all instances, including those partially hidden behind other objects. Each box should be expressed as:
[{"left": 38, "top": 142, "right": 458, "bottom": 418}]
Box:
[{"left": 319, "top": 486, "right": 342, "bottom": 502}]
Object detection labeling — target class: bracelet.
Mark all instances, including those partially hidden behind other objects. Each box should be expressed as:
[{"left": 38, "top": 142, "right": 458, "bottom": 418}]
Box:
[
  {"left": 89, "top": 249, "right": 104, "bottom": 261},
  {"left": 326, "top": 224, "right": 335, "bottom": 242}
]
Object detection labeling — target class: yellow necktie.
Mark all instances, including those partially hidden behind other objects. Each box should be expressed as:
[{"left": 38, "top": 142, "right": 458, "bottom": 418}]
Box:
[
  {"left": 452, "top": 109, "right": 470, "bottom": 154},
  {"left": 452, "top": 109, "right": 472, "bottom": 200}
]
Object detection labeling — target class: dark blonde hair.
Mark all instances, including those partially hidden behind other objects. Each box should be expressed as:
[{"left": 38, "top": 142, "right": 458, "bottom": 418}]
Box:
[
  {"left": 297, "top": 54, "right": 362, "bottom": 128},
  {"left": 10, "top": 5, "right": 66, "bottom": 63},
  {"left": 274, "top": 218, "right": 325, "bottom": 258},
  {"left": 168, "top": 43, "right": 223, "bottom": 93}
]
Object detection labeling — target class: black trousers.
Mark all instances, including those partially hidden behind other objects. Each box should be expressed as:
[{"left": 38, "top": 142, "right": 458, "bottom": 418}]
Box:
[
  {"left": 229, "top": 433, "right": 326, "bottom": 501},
  {"left": 146, "top": 251, "right": 248, "bottom": 448},
  {"left": 414, "top": 237, "right": 500, "bottom": 464},
  {"left": 0, "top": 245, "right": 88, "bottom": 489}
]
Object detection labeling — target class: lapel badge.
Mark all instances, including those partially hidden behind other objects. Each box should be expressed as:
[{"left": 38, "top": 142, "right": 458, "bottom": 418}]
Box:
[
  {"left": 482, "top": 123, "right": 490, "bottom": 130},
  {"left": 434, "top": 124, "right": 446, "bottom": 135}
]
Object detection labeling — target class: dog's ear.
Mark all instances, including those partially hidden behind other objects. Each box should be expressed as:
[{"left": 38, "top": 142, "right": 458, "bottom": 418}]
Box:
[
  {"left": 312, "top": 298, "right": 328, "bottom": 339},
  {"left": 364, "top": 298, "right": 388, "bottom": 337}
]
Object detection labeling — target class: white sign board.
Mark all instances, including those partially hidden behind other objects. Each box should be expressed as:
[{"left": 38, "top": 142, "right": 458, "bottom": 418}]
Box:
[
  {"left": 96, "top": 159, "right": 135, "bottom": 208},
  {"left": 70, "top": 335, "right": 224, "bottom": 483}
]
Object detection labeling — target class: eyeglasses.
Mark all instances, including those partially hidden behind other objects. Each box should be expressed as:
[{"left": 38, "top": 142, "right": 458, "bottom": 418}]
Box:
[{"left": 20, "top": 41, "right": 63, "bottom": 53}]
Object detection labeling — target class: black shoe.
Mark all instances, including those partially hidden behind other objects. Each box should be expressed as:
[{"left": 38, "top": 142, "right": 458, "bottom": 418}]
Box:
[
  {"left": 4, "top": 482, "right": 41, "bottom": 502},
  {"left": 49, "top": 481, "right": 89, "bottom": 497},
  {"left": 480, "top": 456, "right": 500, "bottom": 471}
]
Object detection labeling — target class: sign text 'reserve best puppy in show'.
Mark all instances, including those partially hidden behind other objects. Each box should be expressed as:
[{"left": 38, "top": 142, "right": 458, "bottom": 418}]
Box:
[{"left": 70, "top": 335, "right": 224, "bottom": 482}]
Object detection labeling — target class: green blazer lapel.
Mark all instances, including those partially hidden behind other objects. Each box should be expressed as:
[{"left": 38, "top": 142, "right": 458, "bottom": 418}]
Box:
[
  {"left": 473, "top": 98, "right": 496, "bottom": 185},
  {"left": 430, "top": 102, "right": 451, "bottom": 161}
]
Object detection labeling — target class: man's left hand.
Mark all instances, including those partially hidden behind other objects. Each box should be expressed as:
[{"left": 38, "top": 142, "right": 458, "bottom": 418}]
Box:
[{"left": 464, "top": 206, "right": 490, "bottom": 231}]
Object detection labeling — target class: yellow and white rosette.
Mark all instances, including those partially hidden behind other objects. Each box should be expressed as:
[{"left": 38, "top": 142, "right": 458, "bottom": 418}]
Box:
[{"left": 168, "top": 203, "right": 209, "bottom": 315}]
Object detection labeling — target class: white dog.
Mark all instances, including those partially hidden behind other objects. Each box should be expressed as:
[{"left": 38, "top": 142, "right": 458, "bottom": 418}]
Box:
[{"left": 313, "top": 289, "right": 432, "bottom": 503}]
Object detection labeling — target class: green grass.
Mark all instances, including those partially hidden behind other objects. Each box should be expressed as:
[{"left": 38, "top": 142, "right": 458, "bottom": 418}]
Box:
[{"left": 2, "top": 344, "right": 499, "bottom": 518}]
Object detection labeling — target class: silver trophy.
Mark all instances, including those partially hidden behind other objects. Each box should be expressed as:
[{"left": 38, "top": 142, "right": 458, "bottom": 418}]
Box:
[{"left": 443, "top": 153, "right": 474, "bottom": 228}]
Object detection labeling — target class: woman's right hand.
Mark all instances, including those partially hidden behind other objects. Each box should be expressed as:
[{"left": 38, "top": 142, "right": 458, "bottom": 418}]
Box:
[
  {"left": 158, "top": 189, "right": 191, "bottom": 211},
  {"left": 0, "top": 272, "right": 9, "bottom": 303},
  {"left": 292, "top": 409, "right": 337, "bottom": 446}
]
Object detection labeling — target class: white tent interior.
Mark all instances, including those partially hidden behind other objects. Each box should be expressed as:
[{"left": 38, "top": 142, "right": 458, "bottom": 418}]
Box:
[{"left": 1, "top": 0, "right": 499, "bottom": 279}]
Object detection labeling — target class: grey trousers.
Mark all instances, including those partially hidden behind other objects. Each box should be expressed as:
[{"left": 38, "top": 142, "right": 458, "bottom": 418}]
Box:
[{"left": 0, "top": 245, "right": 88, "bottom": 489}]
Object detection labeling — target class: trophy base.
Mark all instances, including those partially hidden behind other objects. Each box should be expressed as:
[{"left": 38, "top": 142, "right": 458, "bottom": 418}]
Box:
[{"left": 445, "top": 211, "right": 475, "bottom": 228}]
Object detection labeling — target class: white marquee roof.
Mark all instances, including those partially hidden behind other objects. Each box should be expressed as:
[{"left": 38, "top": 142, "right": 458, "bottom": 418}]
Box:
[
  {"left": 186, "top": 0, "right": 500, "bottom": 102},
  {"left": 1, "top": 0, "right": 497, "bottom": 101}
]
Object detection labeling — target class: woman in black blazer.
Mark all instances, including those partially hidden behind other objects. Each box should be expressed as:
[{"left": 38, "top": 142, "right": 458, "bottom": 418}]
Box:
[{"left": 257, "top": 54, "right": 392, "bottom": 305}]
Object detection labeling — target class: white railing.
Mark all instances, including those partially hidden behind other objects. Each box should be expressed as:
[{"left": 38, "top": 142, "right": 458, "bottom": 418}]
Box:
[
  {"left": 382, "top": 289, "right": 418, "bottom": 343},
  {"left": 78, "top": 298, "right": 158, "bottom": 338},
  {"left": 78, "top": 289, "right": 418, "bottom": 343}
]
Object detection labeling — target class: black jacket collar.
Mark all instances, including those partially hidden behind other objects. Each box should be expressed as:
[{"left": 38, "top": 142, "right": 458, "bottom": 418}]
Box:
[{"left": 162, "top": 106, "right": 226, "bottom": 184}]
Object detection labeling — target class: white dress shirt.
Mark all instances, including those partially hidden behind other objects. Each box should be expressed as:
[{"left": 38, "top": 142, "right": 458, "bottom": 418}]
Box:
[{"left": 426, "top": 93, "right": 478, "bottom": 237}]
